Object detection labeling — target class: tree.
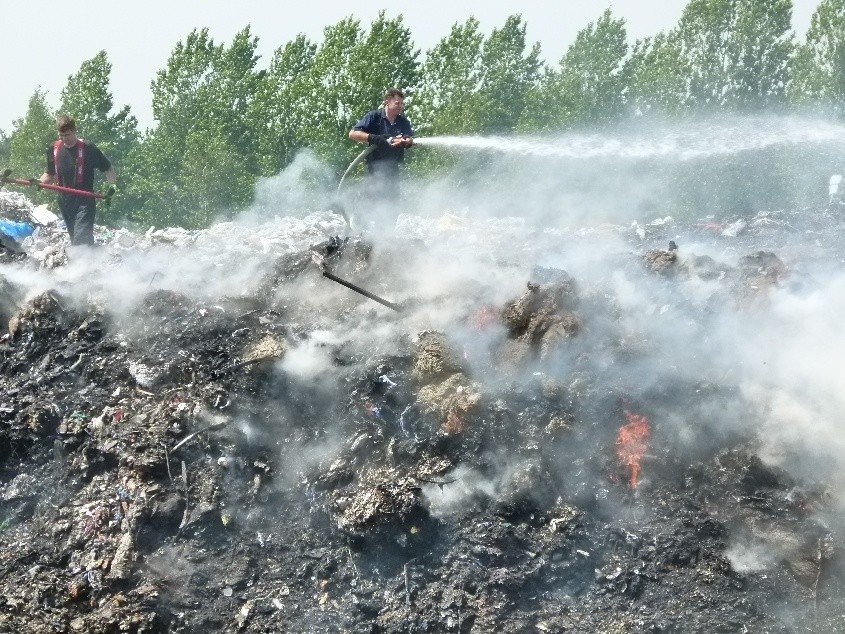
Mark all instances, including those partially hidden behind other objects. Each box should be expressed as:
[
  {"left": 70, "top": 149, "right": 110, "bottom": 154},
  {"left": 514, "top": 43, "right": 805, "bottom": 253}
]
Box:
[
  {"left": 178, "top": 121, "right": 251, "bottom": 227},
  {"left": 475, "top": 15, "right": 542, "bottom": 133},
  {"left": 0, "top": 129, "right": 10, "bottom": 167},
  {"left": 8, "top": 90, "right": 55, "bottom": 206},
  {"left": 522, "top": 9, "right": 628, "bottom": 130},
  {"left": 624, "top": 31, "right": 690, "bottom": 115},
  {"left": 130, "top": 27, "right": 261, "bottom": 228},
  {"left": 730, "top": 0, "right": 793, "bottom": 108},
  {"left": 294, "top": 17, "right": 364, "bottom": 169},
  {"left": 414, "top": 18, "right": 484, "bottom": 137},
  {"left": 296, "top": 13, "right": 419, "bottom": 169},
  {"left": 347, "top": 12, "right": 419, "bottom": 114},
  {"left": 675, "top": 0, "right": 793, "bottom": 110},
  {"left": 250, "top": 34, "right": 317, "bottom": 176},
  {"left": 790, "top": 0, "right": 845, "bottom": 111}
]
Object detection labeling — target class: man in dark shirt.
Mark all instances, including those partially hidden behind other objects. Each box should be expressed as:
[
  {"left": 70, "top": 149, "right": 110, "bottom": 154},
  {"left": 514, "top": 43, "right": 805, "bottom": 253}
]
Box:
[
  {"left": 348, "top": 88, "right": 414, "bottom": 180},
  {"left": 39, "top": 115, "right": 116, "bottom": 246}
]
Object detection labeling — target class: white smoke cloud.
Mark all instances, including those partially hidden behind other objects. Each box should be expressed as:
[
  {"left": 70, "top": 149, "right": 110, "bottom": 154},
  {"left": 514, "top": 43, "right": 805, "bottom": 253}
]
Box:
[
  {"left": 422, "top": 465, "right": 500, "bottom": 517},
  {"left": 737, "top": 272, "right": 845, "bottom": 489},
  {"left": 725, "top": 539, "right": 780, "bottom": 573},
  {"left": 3, "top": 114, "right": 845, "bottom": 509}
]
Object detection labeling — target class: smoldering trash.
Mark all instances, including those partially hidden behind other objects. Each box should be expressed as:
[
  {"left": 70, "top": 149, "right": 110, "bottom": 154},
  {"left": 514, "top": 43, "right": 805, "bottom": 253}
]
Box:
[{"left": 2, "top": 185, "right": 845, "bottom": 633}]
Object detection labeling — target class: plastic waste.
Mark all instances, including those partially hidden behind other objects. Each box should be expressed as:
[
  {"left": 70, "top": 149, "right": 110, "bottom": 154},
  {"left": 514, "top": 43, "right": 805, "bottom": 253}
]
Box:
[{"left": 0, "top": 219, "right": 34, "bottom": 241}]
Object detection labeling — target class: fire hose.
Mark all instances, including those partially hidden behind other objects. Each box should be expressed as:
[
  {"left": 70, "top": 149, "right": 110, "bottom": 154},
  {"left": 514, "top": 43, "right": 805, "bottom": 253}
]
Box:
[
  {"left": 313, "top": 136, "right": 415, "bottom": 309},
  {"left": 337, "top": 144, "right": 377, "bottom": 197},
  {"left": 1, "top": 168, "right": 115, "bottom": 207},
  {"left": 336, "top": 136, "right": 413, "bottom": 229}
]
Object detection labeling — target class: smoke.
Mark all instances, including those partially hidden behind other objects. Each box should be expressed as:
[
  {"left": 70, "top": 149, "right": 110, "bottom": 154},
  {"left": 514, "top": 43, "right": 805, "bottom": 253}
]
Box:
[
  {"left": 422, "top": 465, "right": 502, "bottom": 517},
  {"left": 209, "top": 117, "right": 845, "bottom": 508},
  {"left": 412, "top": 114, "right": 845, "bottom": 228},
  {"left": 725, "top": 539, "right": 780, "bottom": 573},
  {"left": 250, "top": 150, "right": 338, "bottom": 218},
  {"left": 4, "top": 113, "right": 845, "bottom": 513},
  {"left": 737, "top": 271, "right": 845, "bottom": 490},
  {"left": 279, "top": 330, "right": 343, "bottom": 381}
]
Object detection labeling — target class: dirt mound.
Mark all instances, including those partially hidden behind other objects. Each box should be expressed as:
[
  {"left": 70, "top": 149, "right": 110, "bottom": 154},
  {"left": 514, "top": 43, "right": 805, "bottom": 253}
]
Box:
[{"left": 0, "top": 206, "right": 843, "bottom": 632}]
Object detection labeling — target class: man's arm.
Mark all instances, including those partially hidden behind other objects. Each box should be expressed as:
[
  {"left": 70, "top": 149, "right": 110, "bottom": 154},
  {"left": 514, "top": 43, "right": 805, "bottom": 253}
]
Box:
[
  {"left": 91, "top": 144, "right": 116, "bottom": 184},
  {"left": 40, "top": 147, "right": 53, "bottom": 183},
  {"left": 349, "top": 129, "right": 370, "bottom": 144}
]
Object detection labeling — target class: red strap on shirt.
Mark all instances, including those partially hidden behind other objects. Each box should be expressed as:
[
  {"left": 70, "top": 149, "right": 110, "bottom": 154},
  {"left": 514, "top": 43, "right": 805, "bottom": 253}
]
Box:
[{"left": 53, "top": 139, "right": 85, "bottom": 185}]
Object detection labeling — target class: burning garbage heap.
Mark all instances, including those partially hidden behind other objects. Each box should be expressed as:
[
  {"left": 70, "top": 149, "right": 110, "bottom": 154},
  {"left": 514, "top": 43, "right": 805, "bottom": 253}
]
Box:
[{"left": 0, "top": 192, "right": 844, "bottom": 632}]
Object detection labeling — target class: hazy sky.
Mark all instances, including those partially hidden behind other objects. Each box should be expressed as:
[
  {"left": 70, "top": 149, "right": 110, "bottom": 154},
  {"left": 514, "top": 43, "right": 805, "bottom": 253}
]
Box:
[{"left": 0, "top": 0, "right": 820, "bottom": 133}]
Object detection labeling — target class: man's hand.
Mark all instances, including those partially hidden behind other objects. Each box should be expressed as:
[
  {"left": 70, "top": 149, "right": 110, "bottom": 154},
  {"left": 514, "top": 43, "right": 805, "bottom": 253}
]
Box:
[
  {"left": 367, "top": 133, "right": 390, "bottom": 147},
  {"left": 385, "top": 135, "right": 413, "bottom": 148}
]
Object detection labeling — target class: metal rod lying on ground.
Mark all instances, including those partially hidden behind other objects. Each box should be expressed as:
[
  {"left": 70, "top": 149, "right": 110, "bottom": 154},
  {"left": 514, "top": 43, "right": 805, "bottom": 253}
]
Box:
[{"left": 322, "top": 269, "right": 402, "bottom": 312}]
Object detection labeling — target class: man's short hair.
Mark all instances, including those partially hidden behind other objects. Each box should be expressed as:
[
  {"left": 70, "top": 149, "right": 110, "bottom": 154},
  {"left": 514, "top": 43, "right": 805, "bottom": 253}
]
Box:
[
  {"left": 56, "top": 115, "right": 76, "bottom": 133},
  {"left": 383, "top": 88, "right": 405, "bottom": 102}
]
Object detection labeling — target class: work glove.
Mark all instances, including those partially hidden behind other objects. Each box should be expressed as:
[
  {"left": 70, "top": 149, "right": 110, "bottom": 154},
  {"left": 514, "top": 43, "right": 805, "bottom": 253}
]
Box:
[
  {"left": 367, "top": 133, "right": 390, "bottom": 147},
  {"left": 104, "top": 184, "right": 117, "bottom": 208}
]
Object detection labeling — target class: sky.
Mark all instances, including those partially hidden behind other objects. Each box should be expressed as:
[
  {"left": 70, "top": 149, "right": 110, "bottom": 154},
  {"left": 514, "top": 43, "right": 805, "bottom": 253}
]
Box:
[{"left": 0, "top": 0, "right": 820, "bottom": 134}]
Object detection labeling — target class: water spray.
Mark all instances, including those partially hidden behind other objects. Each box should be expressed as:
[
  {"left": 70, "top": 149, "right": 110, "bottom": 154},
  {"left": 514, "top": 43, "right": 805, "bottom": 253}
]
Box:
[{"left": 412, "top": 116, "right": 845, "bottom": 161}]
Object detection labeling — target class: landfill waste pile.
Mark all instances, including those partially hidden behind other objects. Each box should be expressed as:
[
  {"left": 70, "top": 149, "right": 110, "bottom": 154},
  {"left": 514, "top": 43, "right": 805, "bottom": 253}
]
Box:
[{"left": 1, "top": 184, "right": 845, "bottom": 633}]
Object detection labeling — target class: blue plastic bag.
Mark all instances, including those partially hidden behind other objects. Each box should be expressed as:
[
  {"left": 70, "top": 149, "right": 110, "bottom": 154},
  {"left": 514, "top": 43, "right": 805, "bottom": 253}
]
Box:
[{"left": 0, "top": 219, "right": 34, "bottom": 241}]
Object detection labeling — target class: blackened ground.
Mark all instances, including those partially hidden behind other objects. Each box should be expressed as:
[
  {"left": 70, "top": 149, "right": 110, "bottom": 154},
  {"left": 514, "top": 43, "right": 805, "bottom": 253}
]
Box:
[{"left": 0, "top": 208, "right": 843, "bottom": 633}]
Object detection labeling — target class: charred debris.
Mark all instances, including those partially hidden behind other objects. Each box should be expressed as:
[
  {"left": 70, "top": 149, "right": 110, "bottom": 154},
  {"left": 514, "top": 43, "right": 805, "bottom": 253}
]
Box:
[{"left": 1, "top": 191, "right": 845, "bottom": 632}]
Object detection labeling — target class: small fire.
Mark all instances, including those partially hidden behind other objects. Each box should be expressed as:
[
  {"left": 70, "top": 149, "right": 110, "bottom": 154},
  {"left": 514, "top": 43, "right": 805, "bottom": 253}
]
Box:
[
  {"left": 616, "top": 411, "right": 651, "bottom": 489},
  {"left": 469, "top": 305, "right": 497, "bottom": 331}
]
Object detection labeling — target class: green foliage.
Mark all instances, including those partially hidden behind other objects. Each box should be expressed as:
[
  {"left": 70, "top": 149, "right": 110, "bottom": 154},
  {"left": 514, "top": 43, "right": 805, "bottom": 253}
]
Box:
[
  {"left": 522, "top": 9, "right": 628, "bottom": 130},
  {"left": 475, "top": 15, "right": 542, "bottom": 133},
  {"left": 295, "top": 13, "right": 419, "bottom": 170},
  {"left": 730, "top": 0, "right": 793, "bottom": 108},
  {"left": 414, "top": 18, "right": 484, "bottom": 137},
  {"left": 624, "top": 32, "right": 690, "bottom": 115},
  {"left": 790, "top": 0, "right": 845, "bottom": 111},
  {"left": 9, "top": 8, "right": 843, "bottom": 229},
  {"left": 0, "top": 129, "right": 9, "bottom": 167},
  {"left": 251, "top": 34, "right": 317, "bottom": 176},
  {"left": 179, "top": 122, "right": 253, "bottom": 227},
  {"left": 347, "top": 11, "right": 420, "bottom": 115},
  {"left": 676, "top": 0, "right": 793, "bottom": 109},
  {"left": 409, "top": 18, "right": 484, "bottom": 175},
  {"left": 8, "top": 90, "right": 55, "bottom": 206},
  {"left": 267, "top": 16, "right": 360, "bottom": 178},
  {"left": 131, "top": 27, "right": 261, "bottom": 228}
]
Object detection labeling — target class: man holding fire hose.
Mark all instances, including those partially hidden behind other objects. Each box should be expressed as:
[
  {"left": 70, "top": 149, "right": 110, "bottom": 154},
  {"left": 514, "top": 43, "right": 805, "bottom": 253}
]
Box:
[{"left": 348, "top": 88, "right": 414, "bottom": 180}]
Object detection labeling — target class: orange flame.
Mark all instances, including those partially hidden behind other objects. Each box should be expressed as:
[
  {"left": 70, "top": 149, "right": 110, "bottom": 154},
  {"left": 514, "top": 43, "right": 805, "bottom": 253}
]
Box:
[{"left": 616, "top": 411, "right": 650, "bottom": 489}]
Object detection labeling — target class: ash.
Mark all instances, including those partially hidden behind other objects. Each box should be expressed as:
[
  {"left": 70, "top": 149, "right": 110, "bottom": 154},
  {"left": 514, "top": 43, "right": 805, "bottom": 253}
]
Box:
[{"left": 1, "top": 189, "right": 845, "bottom": 633}]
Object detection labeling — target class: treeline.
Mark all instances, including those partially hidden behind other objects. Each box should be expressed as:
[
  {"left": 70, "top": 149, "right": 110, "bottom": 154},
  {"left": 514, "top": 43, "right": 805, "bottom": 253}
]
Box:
[{"left": 2, "top": 0, "right": 845, "bottom": 228}]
